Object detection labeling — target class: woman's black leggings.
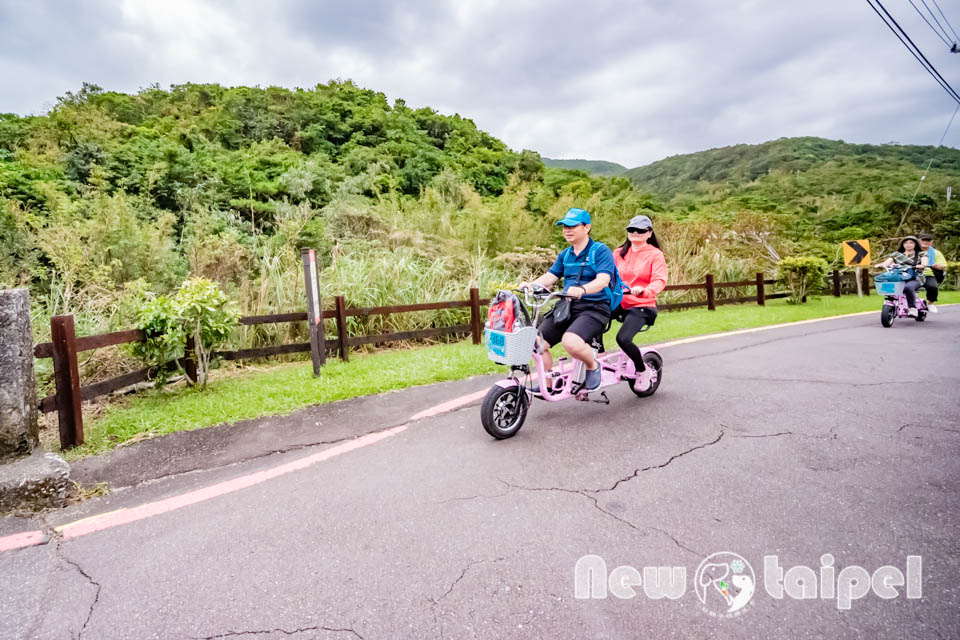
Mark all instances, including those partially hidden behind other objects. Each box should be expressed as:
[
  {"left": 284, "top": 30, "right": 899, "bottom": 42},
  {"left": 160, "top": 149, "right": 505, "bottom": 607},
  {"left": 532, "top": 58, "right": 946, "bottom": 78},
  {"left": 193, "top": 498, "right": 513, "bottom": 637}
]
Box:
[
  {"left": 615, "top": 306, "right": 658, "bottom": 372},
  {"left": 904, "top": 278, "right": 922, "bottom": 308}
]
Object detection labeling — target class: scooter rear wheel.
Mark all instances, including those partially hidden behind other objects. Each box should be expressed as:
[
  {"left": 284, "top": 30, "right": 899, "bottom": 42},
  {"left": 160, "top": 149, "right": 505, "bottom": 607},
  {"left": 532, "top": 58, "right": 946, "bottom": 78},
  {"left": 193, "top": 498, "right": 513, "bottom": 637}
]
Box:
[
  {"left": 628, "top": 352, "right": 663, "bottom": 397},
  {"left": 880, "top": 304, "right": 896, "bottom": 328},
  {"left": 481, "top": 385, "right": 528, "bottom": 439}
]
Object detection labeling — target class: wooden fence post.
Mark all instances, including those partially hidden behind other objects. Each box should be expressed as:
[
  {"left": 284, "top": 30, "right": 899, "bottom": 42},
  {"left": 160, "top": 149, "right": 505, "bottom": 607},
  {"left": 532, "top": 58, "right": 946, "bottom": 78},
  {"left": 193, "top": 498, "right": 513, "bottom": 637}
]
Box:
[
  {"left": 184, "top": 336, "right": 198, "bottom": 384},
  {"left": 860, "top": 268, "right": 871, "bottom": 295},
  {"left": 832, "top": 270, "right": 841, "bottom": 297},
  {"left": 50, "top": 315, "right": 83, "bottom": 449},
  {"left": 705, "top": 273, "right": 716, "bottom": 311},
  {"left": 301, "top": 248, "right": 326, "bottom": 375},
  {"left": 469, "top": 288, "right": 482, "bottom": 345},
  {"left": 756, "top": 272, "right": 765, "bottom": 306},
  {"left": 335, "top": 295, "right": 349, "bottom": 362}
]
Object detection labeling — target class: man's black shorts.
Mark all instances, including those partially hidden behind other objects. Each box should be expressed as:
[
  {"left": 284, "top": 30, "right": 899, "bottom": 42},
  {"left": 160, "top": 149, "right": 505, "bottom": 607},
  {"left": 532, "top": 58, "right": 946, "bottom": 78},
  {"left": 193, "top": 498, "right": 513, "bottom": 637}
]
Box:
[{"left": 539, "top": 300, "right": 610, "bottom": 347}]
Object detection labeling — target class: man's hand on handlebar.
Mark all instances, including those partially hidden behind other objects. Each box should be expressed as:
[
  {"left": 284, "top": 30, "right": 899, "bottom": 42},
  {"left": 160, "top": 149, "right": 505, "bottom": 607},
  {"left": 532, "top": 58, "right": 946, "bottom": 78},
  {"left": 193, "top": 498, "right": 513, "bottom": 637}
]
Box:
[
  {"left": 630, "top": 285, "right": 645, "bottom": 296},
  {"left": 518, "top": 282, "right": 550, "bottom": 295}
]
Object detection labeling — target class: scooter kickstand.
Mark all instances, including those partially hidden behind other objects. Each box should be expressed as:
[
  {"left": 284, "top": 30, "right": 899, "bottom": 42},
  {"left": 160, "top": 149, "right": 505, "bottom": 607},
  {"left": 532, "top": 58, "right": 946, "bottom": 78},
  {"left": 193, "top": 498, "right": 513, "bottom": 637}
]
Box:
[{"left": 592, "top": 391, "right": 610, "bottom": 405}]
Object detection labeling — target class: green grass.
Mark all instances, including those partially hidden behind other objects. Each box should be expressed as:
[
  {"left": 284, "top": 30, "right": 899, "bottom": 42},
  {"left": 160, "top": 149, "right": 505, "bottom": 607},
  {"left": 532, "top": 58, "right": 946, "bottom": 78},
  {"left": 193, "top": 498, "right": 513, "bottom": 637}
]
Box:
[{"left": 63, "top": 292, "right": 960, "bottom": 459}]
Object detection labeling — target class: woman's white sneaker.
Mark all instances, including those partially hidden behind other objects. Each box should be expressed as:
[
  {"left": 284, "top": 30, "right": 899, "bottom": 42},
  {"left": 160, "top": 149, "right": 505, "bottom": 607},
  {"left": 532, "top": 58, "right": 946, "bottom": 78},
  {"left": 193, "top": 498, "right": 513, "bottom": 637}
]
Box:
[{"left": 634, "top": 368, "right": 653, "bottom": 392}]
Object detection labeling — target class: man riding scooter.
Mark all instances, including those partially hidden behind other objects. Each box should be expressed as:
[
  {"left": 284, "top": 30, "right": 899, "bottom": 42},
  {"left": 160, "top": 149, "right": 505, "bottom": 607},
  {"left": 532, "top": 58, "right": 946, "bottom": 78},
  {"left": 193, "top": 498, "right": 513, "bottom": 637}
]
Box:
[{"left": 519, "top": 208, "right": 617, "bottom": 392}]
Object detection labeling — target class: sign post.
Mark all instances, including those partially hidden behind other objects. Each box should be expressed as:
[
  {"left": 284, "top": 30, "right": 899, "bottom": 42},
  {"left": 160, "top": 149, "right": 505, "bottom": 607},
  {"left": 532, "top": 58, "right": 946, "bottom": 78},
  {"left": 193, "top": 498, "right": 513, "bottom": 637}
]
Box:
[
  {"left": 301, "top": 248, "right": 325, "bottom": 375},
  {"left": 842, "top": 240, "right": 871, "bottom": 298}
]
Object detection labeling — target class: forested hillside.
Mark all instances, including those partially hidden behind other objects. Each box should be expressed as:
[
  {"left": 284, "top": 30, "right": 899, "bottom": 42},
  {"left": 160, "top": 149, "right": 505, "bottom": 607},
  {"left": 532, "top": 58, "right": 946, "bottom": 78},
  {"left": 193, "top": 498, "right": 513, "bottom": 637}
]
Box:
[
  {"left": 622, "top": 137, "right": 960, "bottom": 256},
  {"left": 1, "top": 82, "right": 957, "bottom": 363},
  {"left": 542, "top": 158, "right": 626, "bottom": 177},
  {"left": 0, "top": 82, "right": 653, "bottom": 350}
]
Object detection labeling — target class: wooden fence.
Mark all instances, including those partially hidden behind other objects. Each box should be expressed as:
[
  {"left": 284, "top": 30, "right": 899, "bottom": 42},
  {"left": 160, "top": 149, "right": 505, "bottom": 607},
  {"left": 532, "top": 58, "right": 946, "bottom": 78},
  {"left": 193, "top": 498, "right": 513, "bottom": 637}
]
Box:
[{"left": 33, "top": 265, "right": 859, "bottom": 450}]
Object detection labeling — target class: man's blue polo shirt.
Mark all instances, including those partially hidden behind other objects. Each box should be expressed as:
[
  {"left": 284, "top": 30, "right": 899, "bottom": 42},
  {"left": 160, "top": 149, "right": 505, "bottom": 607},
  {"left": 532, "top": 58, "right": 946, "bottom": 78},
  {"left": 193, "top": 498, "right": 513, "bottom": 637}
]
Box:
[{"left": 548, "top": 238, "right": 617, "bottom": 304}]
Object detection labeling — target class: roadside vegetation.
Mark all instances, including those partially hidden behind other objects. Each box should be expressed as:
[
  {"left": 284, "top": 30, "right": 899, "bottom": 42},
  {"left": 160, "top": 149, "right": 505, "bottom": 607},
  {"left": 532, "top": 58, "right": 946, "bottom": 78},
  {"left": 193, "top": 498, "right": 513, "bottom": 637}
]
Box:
[{"left": 2, "top": 82, "right": 959, "bottom": 400}]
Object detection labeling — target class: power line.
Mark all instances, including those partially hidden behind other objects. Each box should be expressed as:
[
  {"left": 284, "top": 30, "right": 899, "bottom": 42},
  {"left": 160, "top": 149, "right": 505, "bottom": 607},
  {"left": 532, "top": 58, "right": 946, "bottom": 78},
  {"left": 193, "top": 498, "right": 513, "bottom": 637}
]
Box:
[
  {"left": 930, "top": 0, "right": 960, "bottom": 43},
  {"left": 874, "top": 0, "right": 960, "bottom": 101},
  {"left": 937, "top": 101, "right": 960, "bottom": 146},
  {"left": 908, "top": 0, "right": 951, "bottom": 47},
  {"left": 865, "top": 0, "right": 960, "bottom": 104},
  {"left": 866, "top": 0, "right": 959, "bottom": 103},
  {"left": 896, "top": 102, "right": 959, "bottom": 233},
  {"left": 919, "top": 0, "right": 954, "bottom": 44}
]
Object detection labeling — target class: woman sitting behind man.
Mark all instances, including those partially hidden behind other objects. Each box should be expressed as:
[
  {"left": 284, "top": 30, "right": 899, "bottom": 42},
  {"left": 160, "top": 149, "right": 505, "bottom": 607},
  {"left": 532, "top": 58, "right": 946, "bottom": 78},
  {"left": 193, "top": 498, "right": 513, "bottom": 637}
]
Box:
[{"left": 613, "top": 215, "right": 668, "bottom": 392}]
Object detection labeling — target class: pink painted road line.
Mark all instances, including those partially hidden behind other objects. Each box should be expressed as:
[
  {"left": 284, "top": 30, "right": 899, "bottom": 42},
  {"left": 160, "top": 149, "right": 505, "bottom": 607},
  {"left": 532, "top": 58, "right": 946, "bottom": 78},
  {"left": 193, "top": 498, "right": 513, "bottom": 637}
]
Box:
[
  {"left": 2, "top": 384, "right": 496, "bottom": 555},
  {"left": 407, "top": 389, "right": 488, "bottom": 422},
  {"left": 0, "top": 529, "right": 45, "bottom": 553},
  {"left": 0, "top": 425, "right": 407, "bottom": 553}
]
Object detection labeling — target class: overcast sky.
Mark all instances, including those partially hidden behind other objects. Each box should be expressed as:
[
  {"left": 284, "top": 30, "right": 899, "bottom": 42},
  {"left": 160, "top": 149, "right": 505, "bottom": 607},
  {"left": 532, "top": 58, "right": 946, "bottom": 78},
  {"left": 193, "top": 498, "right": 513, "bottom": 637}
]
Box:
[{"left": 1, "top": 0, "right": 959, "bottom": 167}]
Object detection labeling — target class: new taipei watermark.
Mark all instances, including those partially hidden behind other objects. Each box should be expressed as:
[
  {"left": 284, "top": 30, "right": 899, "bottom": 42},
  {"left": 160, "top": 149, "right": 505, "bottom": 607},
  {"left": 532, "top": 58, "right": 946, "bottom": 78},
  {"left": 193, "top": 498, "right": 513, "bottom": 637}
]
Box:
[{"left": 574, "top": 552, "right": 922, "bottom": 616}]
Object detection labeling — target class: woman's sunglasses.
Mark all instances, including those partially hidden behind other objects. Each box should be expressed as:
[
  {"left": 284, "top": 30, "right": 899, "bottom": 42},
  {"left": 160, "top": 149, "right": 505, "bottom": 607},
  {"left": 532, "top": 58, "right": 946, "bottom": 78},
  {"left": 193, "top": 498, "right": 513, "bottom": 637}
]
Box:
[{"left": 627, "top": 227, "right": 652, "bottom": 234}]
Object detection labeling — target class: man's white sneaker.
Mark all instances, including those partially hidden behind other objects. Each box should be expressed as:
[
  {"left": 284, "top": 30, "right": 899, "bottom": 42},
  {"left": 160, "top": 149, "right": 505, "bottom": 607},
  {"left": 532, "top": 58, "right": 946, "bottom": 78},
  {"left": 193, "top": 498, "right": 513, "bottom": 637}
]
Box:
[
  {"left": 907, "top": 307, "right": 918, "bottom": 317},
  {"left": 929, "top": 304, "right": 938, "bottom": 313}
]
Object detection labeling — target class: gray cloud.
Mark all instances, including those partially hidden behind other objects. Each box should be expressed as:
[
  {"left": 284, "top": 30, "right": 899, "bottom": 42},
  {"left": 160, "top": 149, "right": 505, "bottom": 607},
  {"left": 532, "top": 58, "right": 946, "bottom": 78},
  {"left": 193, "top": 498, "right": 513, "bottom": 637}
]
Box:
[{"left": 1, "top": 0, "right": 957, "bottom": 166}]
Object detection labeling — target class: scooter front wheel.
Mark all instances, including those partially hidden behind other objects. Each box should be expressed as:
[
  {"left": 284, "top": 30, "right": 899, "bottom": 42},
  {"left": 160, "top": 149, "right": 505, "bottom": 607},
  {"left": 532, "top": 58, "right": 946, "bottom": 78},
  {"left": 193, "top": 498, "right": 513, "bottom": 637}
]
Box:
[
  {"left": 481, "top": 385, "right": 528, "bottom": 439},
  {"left": 880, "top": 304, "right": 895, "bottom": 328}
]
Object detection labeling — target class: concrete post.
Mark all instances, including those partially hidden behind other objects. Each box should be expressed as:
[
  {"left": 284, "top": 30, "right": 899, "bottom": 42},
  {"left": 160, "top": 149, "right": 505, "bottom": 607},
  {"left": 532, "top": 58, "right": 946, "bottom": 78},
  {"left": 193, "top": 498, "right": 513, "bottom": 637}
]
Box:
[
  {"left": 0, "top": 289, "right": 39, "bottom": 460},
  {"left": 0, "top": 289, "right": 69, "bottom": 511}
]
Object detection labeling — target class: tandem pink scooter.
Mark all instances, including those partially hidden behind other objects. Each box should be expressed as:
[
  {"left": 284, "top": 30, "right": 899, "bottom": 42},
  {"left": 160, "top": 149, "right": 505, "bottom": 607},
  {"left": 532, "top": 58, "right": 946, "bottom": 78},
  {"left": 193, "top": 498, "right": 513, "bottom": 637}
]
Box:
[{"left": 480, "top": 285, "right": 663, "bottom": 439}]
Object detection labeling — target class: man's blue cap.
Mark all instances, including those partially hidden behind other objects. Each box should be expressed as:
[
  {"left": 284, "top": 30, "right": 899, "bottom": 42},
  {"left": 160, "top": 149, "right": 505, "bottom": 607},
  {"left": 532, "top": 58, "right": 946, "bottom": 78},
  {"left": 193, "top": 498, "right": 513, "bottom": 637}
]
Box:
[{"left": 556, "top": 207, "right": 591, "bottom": 226}]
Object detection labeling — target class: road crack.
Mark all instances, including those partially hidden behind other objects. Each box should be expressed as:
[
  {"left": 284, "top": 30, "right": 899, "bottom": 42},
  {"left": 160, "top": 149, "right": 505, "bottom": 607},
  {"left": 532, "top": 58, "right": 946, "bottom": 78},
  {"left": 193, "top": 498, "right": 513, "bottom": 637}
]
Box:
[
  {"left": 912, "top": 610, "right": 945, "bottom": 640},
  {"left": 720, "top": 375, "right": 957, "bottom": 388},
  {"left": 897, "top": 424, "right": 960, "bottom": 436},
  {"left": 41, "top": 518, "right": 101, "bottom": 639},
  {"left": 729, "top": 430, "right": 832, "bottom": 440},
  {"left": 430, "top": 557, "right": 507, "bottom": 605},
  {"left": 595, "top": 430, "right": 726, "bottom": 493},
  {"left": 198, "top": 625, "right": 364, "bottom": 639},
  {"left": 428, "top": 556, "right": 507, "bottom": 639},
  {"left": 435, "top": 481, "right": 512, "bottom": 504},
  {"left": 490, "top": 431, "right": 726, "bottom": 556},
  {"left": 112, "top": 434, "right": 377, "bottom": 491}
]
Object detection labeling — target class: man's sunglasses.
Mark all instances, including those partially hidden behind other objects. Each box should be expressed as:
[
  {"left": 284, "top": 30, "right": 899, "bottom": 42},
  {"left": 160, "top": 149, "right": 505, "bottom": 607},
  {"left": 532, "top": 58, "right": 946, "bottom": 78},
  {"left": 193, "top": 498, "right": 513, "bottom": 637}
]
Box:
[{"left": 627, "top": 227, "right": 652, "bottom": 234}]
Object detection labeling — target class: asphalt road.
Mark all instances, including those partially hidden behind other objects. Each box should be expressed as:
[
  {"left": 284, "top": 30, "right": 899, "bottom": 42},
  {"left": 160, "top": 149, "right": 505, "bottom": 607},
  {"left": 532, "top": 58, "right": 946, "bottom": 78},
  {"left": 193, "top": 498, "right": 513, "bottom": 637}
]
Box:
[{"left": 2, "top": 309, "right": 959, "bottom": 639}]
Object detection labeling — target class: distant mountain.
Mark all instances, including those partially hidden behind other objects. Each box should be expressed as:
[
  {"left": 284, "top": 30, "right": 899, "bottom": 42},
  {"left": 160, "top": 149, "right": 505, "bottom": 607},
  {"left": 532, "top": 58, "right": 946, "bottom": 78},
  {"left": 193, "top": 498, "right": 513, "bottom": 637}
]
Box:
[
  {"left": 622, "top": 136, "right": 960, "bottom": 201},
  {"left": 542, "top": 158, "right": 627, "bottom": 177}
]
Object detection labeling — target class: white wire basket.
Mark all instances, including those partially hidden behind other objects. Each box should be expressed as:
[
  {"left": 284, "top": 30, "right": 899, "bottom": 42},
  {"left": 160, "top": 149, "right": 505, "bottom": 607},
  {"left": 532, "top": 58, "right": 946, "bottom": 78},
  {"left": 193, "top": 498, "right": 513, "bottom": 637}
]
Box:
[
  {"left": 485, "top": 326, "right": 538, "bottom": 366},
  {"left": 875, "top": 280, "right": 905, "bottom": 296}
]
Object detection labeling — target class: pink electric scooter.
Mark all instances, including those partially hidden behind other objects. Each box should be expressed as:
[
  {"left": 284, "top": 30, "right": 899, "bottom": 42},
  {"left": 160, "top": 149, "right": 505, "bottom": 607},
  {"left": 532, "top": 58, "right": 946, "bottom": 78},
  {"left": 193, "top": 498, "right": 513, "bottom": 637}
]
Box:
[{"left": 480, "top": 286, "right": 663, "bottom": 439}]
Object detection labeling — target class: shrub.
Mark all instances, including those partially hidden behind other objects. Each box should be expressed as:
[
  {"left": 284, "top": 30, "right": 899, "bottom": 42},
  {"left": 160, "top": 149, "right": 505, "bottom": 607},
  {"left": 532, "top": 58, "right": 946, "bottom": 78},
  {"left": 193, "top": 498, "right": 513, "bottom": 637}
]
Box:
[
  {"left": 944, "top": 261, "right": 960, "bottom": 291},
  {"left": 776, "top": 256, "right": 828, "bottom": 304},
  {"left": 129, "top": 278, "right": 239, "bottom": 388},
  {"left": 128, "top": 294, "right": 185, "bottom": 387},
  {"left": 176, "top": 278, "right": 239, "bottom": 387}
]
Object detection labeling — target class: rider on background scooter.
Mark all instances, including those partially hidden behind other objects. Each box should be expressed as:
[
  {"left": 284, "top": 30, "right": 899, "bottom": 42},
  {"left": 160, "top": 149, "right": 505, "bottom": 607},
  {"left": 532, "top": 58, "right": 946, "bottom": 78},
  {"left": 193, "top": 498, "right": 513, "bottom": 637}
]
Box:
[
  {"left": 875, "top": 236, "right": 929, "bottom": 317},
  {"left": 520, "top": 208, "right": 617, "bottom": 392},
  {"left": 917, "top": 233, "right": 947, "bottom": 313}
]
